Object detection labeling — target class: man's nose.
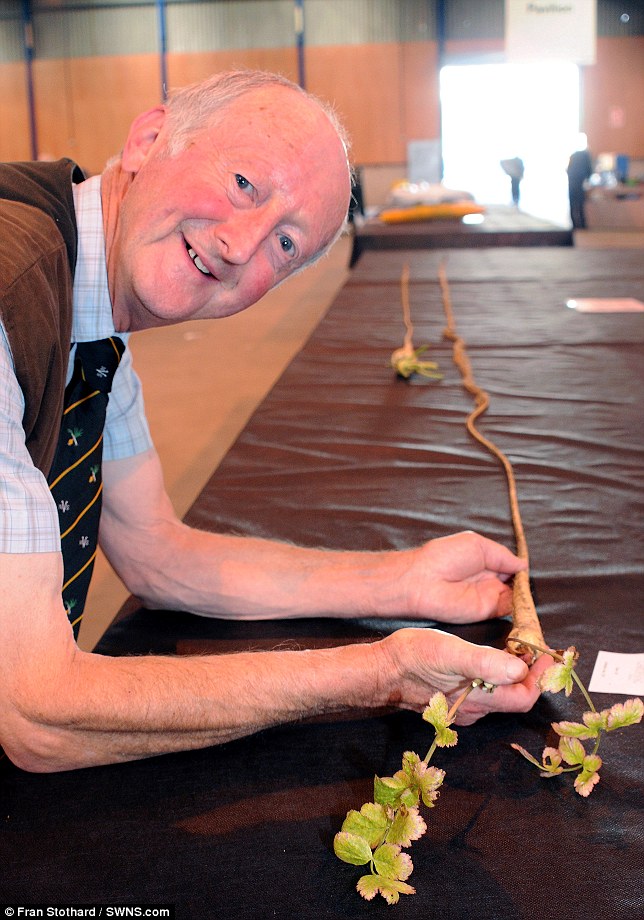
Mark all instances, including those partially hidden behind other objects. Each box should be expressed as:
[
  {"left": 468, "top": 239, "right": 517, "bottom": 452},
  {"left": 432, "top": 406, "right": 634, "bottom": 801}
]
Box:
[{"left": 214, "top": 209, "right": 275, "bottom": 265}]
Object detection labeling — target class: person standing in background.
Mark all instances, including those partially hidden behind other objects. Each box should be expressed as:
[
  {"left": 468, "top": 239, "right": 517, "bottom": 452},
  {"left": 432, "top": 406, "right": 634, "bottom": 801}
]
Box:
[
  {"left": 500, "top": 157, "right": 524, "bottom": 206},
  {"left": 567, "top": 144, "right": 593, "bottom": 229}
]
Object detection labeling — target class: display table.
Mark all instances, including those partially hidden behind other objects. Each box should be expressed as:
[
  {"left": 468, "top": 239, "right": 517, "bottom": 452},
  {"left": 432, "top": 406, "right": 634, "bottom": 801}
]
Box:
[
  {"left": 2, "top": 249, "right": 642, "bottom": 919},
  {"left": 586, "top": 184, "right": 644, "bottom": 229},
  {"left": 351, "top": 205, "right": 573, "bottom": 264}
]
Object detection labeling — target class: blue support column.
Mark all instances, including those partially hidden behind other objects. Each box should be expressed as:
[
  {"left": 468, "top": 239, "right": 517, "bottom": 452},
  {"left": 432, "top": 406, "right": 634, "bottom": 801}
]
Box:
[
  {"left": 157, "top": 0, "right": 168, "bottom": 101},
  {"left": 294, "top": 0, "right": 305, "bottom": 89},
  {"left": 21, "top": 0, "right": 38, "bottom": 160}
]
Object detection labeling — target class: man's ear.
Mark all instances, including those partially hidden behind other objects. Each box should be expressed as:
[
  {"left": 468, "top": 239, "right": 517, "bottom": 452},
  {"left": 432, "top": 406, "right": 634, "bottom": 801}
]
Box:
[{"left": 121, "top": 106, "right": 167, "bottom": 173}]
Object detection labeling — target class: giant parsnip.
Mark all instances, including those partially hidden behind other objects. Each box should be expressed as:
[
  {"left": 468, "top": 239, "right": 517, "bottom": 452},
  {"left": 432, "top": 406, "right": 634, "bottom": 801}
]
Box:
[{"left": 437, "top": 262, "right": 545, "bottom": 660}]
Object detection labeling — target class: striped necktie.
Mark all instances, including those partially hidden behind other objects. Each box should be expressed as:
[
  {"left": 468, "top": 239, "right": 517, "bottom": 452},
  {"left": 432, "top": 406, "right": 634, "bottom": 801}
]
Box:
[{"left": 48, "top": 336, "right": 125, "bottom": 638}]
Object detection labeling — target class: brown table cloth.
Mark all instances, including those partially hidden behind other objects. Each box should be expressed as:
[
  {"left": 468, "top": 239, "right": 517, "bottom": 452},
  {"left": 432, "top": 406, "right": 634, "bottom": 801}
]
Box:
[{"left": 2, "top": 248, "right": 642, "bottom": 919}]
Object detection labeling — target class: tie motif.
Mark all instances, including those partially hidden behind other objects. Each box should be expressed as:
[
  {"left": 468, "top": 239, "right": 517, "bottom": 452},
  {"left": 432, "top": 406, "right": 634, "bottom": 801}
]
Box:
[{"left": 48, "top": 337, "right": 125, "bottom": 637}]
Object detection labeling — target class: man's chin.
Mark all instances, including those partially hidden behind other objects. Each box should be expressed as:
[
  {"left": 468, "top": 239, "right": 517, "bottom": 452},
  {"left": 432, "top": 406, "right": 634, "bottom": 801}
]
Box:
[{"left": 122, "top": 299, "right": 200, "bottom": 332}]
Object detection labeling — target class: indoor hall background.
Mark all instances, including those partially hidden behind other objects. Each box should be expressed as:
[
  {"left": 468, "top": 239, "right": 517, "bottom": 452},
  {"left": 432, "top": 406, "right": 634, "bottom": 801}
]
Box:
[
  {"left": 0, "top": 0, "right": 643, "bottom": 646},
  {"left": 0, "top": 0, "right": 643, "bottom": 175}
]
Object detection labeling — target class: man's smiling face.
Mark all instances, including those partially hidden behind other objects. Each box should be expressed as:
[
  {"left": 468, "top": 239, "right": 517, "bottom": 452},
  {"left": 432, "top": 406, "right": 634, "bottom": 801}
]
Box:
[{"left": 105, "top": 85, "right": 351, "bottom": 332}]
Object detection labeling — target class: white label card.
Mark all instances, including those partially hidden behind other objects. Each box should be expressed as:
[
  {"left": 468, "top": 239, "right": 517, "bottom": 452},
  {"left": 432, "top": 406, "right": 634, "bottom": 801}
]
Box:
[
  {"left": 588, "top": 651, "right": 644, "bottom": 696},
  {"left": 566, "top": 298, "right": 644, "bottom": 313}
]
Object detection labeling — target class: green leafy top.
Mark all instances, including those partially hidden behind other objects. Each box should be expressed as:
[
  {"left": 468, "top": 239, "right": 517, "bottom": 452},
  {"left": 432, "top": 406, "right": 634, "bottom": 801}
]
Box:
[
  {"left": 538, "top": 647, "right": 579, "bottom": 696},
  {"left": 374, "top": 751, "right": 445, "bottom": 810},
  {"left": 422, "top": 692, "right": 458, "bottom": 747}
]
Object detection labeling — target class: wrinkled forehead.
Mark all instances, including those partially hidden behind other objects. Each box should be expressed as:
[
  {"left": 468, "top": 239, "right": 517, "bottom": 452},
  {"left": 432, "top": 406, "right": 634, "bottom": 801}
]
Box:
[
  {"left": 212, "top": 85, "right": 348, "bottom": 171},
  {"left": 218, "top": 85, "right": 350, "bottom": 220}
]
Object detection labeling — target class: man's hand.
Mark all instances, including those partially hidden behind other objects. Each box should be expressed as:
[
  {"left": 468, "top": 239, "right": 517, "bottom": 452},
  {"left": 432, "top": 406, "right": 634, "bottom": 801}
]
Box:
[
  {"left": 376, "top": 626, "right": 552, "bottom": 725},
  {"left": 401, "top": 531, "right": 527, "bottom": 624}
]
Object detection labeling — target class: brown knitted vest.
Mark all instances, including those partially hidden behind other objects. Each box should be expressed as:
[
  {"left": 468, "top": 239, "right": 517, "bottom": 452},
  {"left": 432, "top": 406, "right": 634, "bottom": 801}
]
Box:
[{"left": 0, "top": 159, "right": 84, "bottom": 476}]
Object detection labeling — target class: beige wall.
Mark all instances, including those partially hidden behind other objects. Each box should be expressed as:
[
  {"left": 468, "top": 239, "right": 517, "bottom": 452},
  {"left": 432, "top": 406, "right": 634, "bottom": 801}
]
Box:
[
  {"left": 0, "top": 35, "right": 641, "bottom": 174},
  {"left": 583, "top": 36, "right": 644, "bottom": 157},
  {"left": 33, "top": 56, "right": 160, "bottom": 171},
  {"left": 0, "top": 61, "right": 32, "bottom": 162}
]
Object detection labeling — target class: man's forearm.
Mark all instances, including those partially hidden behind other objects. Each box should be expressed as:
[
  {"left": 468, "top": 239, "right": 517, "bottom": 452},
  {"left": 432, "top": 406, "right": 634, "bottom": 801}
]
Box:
[
  {"left": 115, "top": 518, "right": 411, "bottom": 621},
  {"left": 101, "top": 445, "right": 523, "bottom": 627},
  {"left": 9, "top": 637, "right": 384, "bottom": 772},
  {"left": 101, "top": 450, "right": 407, "bottom": 622}
]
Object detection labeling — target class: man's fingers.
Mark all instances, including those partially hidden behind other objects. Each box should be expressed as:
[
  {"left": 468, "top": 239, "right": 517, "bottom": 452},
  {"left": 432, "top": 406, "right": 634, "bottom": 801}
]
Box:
[
  {"left": 457, "top": 651, "right": 554, "bottom": 722},
  {"left": 476, "top": 533, "right": 527, "bottom": 577},
  {"left": 495, "top": 585, "right": 514, "bottom": 619},
  {"left": 463, "top": 643, "right": 529, "bottom": 687}
]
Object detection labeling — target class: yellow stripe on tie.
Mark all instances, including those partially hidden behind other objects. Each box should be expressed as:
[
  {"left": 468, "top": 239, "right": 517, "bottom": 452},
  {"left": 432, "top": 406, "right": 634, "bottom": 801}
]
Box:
[
  {"left": 59, "top": 483, "right": 103, "bottom": 540},
  {"left": 108, "top": 337, "right": 121, "bottom": 360},
  {"left": 63, "top": 389, "right": 100, "bottom": 416},
  {"left": 62, "top": 549, "right": 98, "bottom": 593},
  {"left": 48, "top": 434, "right": 103, "bottom": 491}
]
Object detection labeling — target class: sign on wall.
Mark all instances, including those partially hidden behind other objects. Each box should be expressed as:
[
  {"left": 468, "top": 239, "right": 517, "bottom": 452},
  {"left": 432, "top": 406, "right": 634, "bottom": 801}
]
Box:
[{"left": 505, "top": 0, "right": 597, "bottom": 65}]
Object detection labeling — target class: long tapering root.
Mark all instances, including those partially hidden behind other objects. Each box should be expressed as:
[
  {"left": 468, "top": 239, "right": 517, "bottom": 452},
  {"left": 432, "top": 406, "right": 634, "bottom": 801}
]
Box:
[
  {"left": 505, "top": 570, "right": 545, "bottom": 662},
  {"left": 437, "top": 260, "right": 546, "bottom": 664}
]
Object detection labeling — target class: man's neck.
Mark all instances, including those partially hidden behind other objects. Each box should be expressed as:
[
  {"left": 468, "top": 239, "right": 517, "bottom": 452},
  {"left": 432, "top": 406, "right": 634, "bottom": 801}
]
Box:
[{"left": 100, "top": 161, "right": 135, "bottom": 332}]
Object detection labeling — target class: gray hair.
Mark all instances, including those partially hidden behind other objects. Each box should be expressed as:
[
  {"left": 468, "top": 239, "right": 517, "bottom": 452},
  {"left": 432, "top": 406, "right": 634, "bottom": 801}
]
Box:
[{"left": 164, "top": 70, "right": 351, "bottom": 163}]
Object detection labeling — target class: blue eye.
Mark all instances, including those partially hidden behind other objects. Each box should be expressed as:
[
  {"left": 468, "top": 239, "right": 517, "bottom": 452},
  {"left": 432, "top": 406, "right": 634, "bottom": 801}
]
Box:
[
  {"left": 279, "top": 235, "right": 294, "bottom": 254},
  {"left": 235, "top": 174, "right": 252, "bottom": 191}
]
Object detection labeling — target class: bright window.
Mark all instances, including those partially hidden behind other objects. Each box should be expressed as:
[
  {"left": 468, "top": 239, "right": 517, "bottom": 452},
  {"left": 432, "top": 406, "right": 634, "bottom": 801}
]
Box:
[{"left": 440, "top": 62, "right": 581, "bottom": 226}]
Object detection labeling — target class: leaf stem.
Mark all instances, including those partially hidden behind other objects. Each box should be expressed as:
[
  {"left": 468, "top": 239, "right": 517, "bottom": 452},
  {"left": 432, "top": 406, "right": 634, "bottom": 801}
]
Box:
[
  {"left": 571, "top": 669, "right": 596, "bottom": 713},
  {"left": 423, "top": 680, "right": 482, "bottom": 764},
  {"left": 506, "top": 637, "right": 559, "bottom": 660},
  {"left": 423, "top": 739, "right": 438, "bottom": 766}
]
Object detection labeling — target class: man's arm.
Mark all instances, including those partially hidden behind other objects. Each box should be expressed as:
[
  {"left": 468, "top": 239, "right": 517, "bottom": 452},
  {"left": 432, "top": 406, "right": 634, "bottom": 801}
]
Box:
[
  {"left": 0, "top": 448, "right": 550, "bottom": 774},
  {"left": 0, "top": 547, "right": 548, "bottom": 773},
  {"left": 98, "top": 448, "right": 525, "bottom": 624}
]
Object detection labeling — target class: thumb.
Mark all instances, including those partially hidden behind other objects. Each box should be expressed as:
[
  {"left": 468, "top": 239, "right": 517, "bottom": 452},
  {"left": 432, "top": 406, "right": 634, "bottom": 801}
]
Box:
[{"left": 462, "top": 643, "right": 529, "bottom": 686}]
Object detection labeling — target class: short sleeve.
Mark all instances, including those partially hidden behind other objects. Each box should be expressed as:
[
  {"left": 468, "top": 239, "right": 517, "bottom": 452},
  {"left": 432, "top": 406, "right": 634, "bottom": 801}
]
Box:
[
  {"left": 103, "top": 343, "right": 153, "bottom": 461},
  {"left": 0, "top": 324, "right": 61, "bottom": 553}
]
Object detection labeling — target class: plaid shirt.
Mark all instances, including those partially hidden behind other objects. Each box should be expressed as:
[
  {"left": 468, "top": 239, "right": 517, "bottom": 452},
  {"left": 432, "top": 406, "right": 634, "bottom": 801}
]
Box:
[{"left": 0, "top": 174, "right": 152, "bottom": 553}]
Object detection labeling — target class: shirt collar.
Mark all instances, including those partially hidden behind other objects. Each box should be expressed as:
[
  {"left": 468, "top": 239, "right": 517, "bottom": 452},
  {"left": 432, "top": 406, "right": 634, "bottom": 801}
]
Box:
[{"left": 72, "top": 175, "right": 128, "bottom": 343}]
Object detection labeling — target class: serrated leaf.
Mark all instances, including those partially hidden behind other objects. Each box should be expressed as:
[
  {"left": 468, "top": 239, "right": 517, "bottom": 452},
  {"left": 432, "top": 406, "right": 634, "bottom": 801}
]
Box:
[
  {"left": 552, "top": 720, "right": 597, "bottom": 740},
  {"left": 539, "top": 747, "right": 564, "bottom": 777},
  {"left": 422, "top": 694, "right": 459, "bottom": 746},
  {"left": 538, "top": 647, "right": 577, "bottom": 697},
  {"left": 435, "top": 725, "right": 459, "bottom": 747},
  {"left": 373, "top": 843, "right": 414, "bottom": 881},
  {"left": 582, "top": 710, "right": 608, "bottom": 733},
  {"left": 340, "top": 802, "right": 388, "bottom": 850},
  {"left": 422, "top": 692, "right": 452, "bottom": 732},
  {"left": 356, "top": 874, "right": 381, "bottom": 902},
  {"left": 398, "top": 753, "right": 445, "bottom": 807},
  {"left": 387, "top": 805, "right": 427, "bottom": 847},
  {"left": 357, "top": 873, "right": 416, "bottom": 904},
  {"left": 606, "top": 698, "right": 644, "bottom": 731},
  {"left": 574, "top": 755, "right": 602, "bottom": 797},
  {"left": 401, "top": 750, "right": 422, "bottom": 779},
  {"left": 559, "top": 736, "right": 586, "bottom": 766},
  {"left": 418, "top": 765, "right": 445, "bottom": 807},
  {"left": 400, "top": 786, "right": 420, "bottom": 807},
  {"left": 374, "top": 774, "right": 408, "bottom": 808},
  {"left": 333, "top": 831, "right": 373, "bottom": 866}
]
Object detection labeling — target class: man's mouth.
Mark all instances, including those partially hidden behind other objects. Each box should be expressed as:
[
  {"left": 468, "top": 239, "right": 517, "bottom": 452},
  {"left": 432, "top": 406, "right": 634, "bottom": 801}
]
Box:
[{"left": 185, "top": 241, "right": 212, "bottom": 277}]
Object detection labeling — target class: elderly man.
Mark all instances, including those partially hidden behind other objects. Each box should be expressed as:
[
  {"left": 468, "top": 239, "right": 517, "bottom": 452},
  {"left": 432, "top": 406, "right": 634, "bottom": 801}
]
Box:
[{"left": 0, "top": 71, "right": 548, "bottom": 773}]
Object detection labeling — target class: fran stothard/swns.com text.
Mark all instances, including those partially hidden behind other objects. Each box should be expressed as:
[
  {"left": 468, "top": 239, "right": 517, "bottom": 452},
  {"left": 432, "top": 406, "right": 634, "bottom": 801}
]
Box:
[{"left": 3, "top": 908, "right": 174, "bottom": 918}]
